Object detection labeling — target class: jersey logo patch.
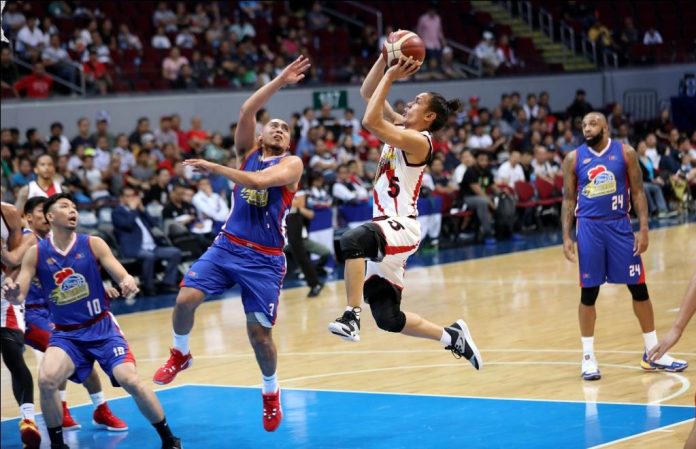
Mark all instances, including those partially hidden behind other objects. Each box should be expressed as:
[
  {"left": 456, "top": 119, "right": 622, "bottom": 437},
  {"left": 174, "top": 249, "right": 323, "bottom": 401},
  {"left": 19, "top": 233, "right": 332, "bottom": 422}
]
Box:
[
  {"left": 240, "top": 187, "right": 269, "bottom": 207},
  {"left": 50, "top": 268, "right": 90, "bottom": 305},
  {"left": 582, "top": 164, "right": 617, "bottom": 198},
  {"left": 375, "top": 146, "right": 397, "bottom": 183}
]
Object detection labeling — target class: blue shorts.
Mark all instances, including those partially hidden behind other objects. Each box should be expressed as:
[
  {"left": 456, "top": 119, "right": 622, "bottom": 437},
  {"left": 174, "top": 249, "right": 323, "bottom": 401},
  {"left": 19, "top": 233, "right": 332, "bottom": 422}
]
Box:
[
  {"left": 182, "top": 235, "right": 286, "bottom": 325},
  {"left": 25, "top": 306, "right": 53, "bottom": 352},
  {"left": 576, "top": 217, "right": 645, "bottom": 287},
  {"left": 49, "top": 313, "right": 135, "bottom": 387}
]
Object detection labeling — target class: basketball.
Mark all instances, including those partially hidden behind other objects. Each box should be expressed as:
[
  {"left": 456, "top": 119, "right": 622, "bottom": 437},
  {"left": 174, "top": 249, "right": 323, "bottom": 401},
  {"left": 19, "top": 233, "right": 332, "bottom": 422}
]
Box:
[{"left": 381, "top": 29, "right": 426, "bottom": 66}]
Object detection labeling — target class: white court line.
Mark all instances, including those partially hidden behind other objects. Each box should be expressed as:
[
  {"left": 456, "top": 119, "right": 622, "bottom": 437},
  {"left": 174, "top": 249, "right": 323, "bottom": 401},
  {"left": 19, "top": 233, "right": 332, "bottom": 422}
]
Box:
[
  {"left": 183, "top": 380, "right": 695, "bottom": 408},
  {"left": 408, "top": 278, "right": 693, "bottom": 285},
  {"left": 589, "top": 418, "right": 695, "bottom": 449}
]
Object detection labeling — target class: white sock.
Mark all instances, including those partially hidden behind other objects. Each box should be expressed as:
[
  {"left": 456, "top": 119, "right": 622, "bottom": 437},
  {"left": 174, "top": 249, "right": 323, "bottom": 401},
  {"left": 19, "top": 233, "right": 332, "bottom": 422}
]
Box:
[
  {"left": 90, "top": 392, "right": 106, "bottom": 409},
  {"left": 262, "top": 373, "right": 279, "bottom": 394},
  {"left": 581, "top": 336, "right": 595, "bottom": 356},
  {"left": 173, "top": 332, "right": 190, "bottom": 355},
  {"left": 20, "top": 403, "right": 35, "bottom": 420},
  {"left": 59, "top": 390, "right": 67, "bottom": 402},
  {"left": 440, "top": 329, "right": 452, "bottom": 347},
  {"left": 346, "top": 306, "right": 360, "bottom": 319}
]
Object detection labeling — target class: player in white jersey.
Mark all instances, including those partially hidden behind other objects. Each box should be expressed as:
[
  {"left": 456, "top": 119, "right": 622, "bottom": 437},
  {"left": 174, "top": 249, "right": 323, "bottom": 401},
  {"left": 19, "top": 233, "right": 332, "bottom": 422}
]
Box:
[
  {"left": 1, "top": 202, "right": 42, "bottom": 448},
  {"left": 15, "top": 154, "right": 62, "bottom": 213},
  {"left": 327, "top": 55, "right": 482, "bottom": 370}
]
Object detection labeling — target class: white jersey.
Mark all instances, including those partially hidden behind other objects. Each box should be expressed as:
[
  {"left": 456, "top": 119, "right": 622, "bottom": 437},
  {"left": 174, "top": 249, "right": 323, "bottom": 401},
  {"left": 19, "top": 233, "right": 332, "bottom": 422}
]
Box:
[
  {"left": 1, "top": 207, "right": 25, "bottom": 331},
  {"left": 27, "top": 179, "right": 62, "bottom": 200},
  {"left": 372, "top": 130, "right": 432, "bottom": 218}
]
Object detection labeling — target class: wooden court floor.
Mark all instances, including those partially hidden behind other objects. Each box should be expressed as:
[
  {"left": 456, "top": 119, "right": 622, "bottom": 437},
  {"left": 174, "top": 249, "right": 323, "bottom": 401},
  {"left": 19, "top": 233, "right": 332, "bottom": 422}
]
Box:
[{"left": 2, "top": 223, "right": 694, "bottom": 448}]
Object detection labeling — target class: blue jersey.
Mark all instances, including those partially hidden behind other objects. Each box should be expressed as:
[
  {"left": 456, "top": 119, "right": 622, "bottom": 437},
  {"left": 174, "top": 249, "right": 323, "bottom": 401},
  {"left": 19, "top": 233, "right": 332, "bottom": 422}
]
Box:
[
  {"left": 575, "top": 139, "right": 630, "bottom": 219},
  {"left": 35, "top": 234, "right": 108, "bottom": 327},
  {"left": 23, "top": 229, "right": 47, "bottom": 309},
  {"left": 222, "top": 149, "right": 295, "bottom": 251}
]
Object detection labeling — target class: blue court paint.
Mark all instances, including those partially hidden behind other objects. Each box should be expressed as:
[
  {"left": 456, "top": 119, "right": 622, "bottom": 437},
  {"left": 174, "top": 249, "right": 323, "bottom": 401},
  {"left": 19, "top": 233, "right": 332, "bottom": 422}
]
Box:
[{"left": 2, "top": 385, "right": 693, "bottom": 449}]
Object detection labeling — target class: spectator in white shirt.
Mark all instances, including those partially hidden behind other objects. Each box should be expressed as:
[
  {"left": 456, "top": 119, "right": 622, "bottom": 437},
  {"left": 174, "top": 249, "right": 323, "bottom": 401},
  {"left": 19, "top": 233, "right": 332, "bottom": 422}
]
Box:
[
  {"left": 309, "top": 139, "right": 338, "bottom": 182},
  {"left": 117, "top": 23, "right": 143, "bottom": 51},
  {"left": 523, "top": 93, "right": 540, "bottom": 120},
  {"left": 331, "top": 164, "right": 369, "bottom": 204},
  {"left": 229, "top": 15, "right": 256, "bottom": 39},
  {"left": 644, "top": 133, "right": 660, "bottom": 169},
  {"left": 643, "top": 27, "right": 663, "bottom": 45},
  {"left": 112, "top": 133, "right": 136, "bottom": 174},
  {"left": 151, "top": 26, "right": 172, "bottom": 49},
  {"left": 496, "top": 149, "right": 525, "bottom": 187},
  {"left": 530, "top": 145, "right": 556, "bottom": 182},
  {"left": 175, "top": 26, "right": 197, "bottom": 49},
  {"left": 300, "top": 107, "right": 319, "bottom": 139},
  {"left": 82, "top": 32, "right": 111, "bottom": 64},
  {"left": 192, "top": 177, "right": 230, "bottom": 234},
  {"left": 153, "top": 1, "right": 178, "bottom": 33},
  {"left": 42, "top": 34, "right": 77, "bottom": 85},
  {"left": 466, "top": 124, "right": 493, "bottom": 150},
  {"left": 17, "top": 15, "right": 48, "bottom": 54},
  {"left": 451, "top": 149, "right": 475, "bottom": 188},
  {"left": 475, "top": 31, "right": 500, "bottom": 76}
]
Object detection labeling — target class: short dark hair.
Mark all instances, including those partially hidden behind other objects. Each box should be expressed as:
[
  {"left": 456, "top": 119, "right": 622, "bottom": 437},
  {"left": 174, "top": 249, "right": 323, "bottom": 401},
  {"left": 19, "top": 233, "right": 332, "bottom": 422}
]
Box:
[
  {"left": 26, "top": 128, "right": 37, "bottom": 141},
  {"left": 43, "top": 193, "right": 75, "bottom": 220},
  {"left": 48, "top": 136, "right": 61, "bottom": 145},
  {"left": 24, "top": 196, "right": 47, "bottom": 215},
  {"left": 119, "top": 186, "right": 136, "bottom": 197},
  {"left": 50, "top": 122, "right": 63, "bottom": 131}
]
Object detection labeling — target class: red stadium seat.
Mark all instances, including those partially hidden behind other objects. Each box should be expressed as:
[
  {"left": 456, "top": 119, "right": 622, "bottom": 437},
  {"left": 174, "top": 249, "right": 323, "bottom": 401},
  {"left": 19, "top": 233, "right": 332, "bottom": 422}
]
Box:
[
  {"left": 514, "top": 181, "right": 538, "bottom": 209},
  {"left": 535, "top": 178, "right": 561, "bottom": 205}
]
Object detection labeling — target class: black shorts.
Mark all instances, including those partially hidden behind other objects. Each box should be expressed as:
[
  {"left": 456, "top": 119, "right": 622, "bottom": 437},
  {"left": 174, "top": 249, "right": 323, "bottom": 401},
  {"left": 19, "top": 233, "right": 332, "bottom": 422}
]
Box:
[{"left": 0, "top": 327, "right": 25, "bottom": 347}]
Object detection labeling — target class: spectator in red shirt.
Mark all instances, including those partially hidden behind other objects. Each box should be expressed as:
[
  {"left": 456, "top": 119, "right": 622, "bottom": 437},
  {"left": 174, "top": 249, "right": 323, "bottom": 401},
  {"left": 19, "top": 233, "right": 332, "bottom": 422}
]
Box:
[
  {"left": 157, "top": 143, "right": 181, "bottom": 176},
  {"left": 186, "top": 115, "right": 209, "bottom": 155},
  {"left": 171, "top": 113, "right": 190, "bottom": 154},
  {"left": 14, "top": 62, "right": 53, "bottom": 98},
  {"left": 83, "top": 49, "right": 112, "bottom": 95}
]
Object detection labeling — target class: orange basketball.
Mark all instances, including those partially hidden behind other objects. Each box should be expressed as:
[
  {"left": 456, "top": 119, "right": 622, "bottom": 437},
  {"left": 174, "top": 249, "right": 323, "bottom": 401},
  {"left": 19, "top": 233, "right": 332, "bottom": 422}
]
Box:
[{"left": 381, "top": 29, "right": 426, "bottom": 66}]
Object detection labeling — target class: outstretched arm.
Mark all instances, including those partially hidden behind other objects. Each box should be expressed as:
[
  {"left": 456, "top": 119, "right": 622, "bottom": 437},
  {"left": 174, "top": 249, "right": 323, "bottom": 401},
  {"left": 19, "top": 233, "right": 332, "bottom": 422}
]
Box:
[
  {"left": 647, "top": 272, "right": 696, "bottom": 360},
  {"left": 561, "top": 150, "right": 578, "bottom": 262},
  {"left": 183, "top": 156, "right": 303, "bottom": 191},
  {"left": 235, "top": 55, "right": 311, "bottom": 158},
  {"left": 1, "top": 245, "right": 37, "bottom": 305},
  {"left": 360, "top": 54, "right": 403, "bottom": 125},
  {"left": 0, "top": 203, "right": 32, "bottom": 268},
  {"left": 362, "top": 57, "right": 428, "bottom": 158},
  {"left": 88, "top": 236, "right": 139, "bottom": 297},
  {"left": 623, "top": 145, "right": 649, "bottom": 255}
]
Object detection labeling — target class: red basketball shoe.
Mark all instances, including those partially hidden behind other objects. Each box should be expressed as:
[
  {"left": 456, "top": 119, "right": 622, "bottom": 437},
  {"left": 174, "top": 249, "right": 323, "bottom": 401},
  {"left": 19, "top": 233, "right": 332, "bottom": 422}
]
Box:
[
  {"left": 62, "top": 401, "right": 82, "bottom": 430},
  {"left": 19, "top": 418, "right": 41, "bottom": 449},
  {"left": 262, "top": 389, "right": 283, "bottom": 432},
  {"left": 93, "top": 403, "right": 128, "bottom": 431},
  {"left": 153, "top": 348, "right": 193, "bottom": 385}
]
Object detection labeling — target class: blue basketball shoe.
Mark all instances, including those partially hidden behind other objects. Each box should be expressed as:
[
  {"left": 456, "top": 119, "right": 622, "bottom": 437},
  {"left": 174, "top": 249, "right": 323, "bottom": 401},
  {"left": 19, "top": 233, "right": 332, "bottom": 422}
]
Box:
[{"left": 640, "top": 352, "right": 688, "bottom": 372}]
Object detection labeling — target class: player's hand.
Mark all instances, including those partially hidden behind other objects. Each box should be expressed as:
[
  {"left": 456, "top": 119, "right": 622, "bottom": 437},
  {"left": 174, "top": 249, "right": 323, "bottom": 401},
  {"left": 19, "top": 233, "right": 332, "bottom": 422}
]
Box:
[
  {"left": 633, "top": 229, "right": 649, "bottom": 256},
  {"left": 182, "top": 159, "right": 217, "bottom": 174},
  {"left": 105, "top": 286, "right": 121, "bottom": 299},
  {"left": 647, "top": 327, "right": 681, "bottom": 362},
  {"left": 563, "top": 238, "right": 577, "bottom": 263},
  {"left": 385, "top": 56, "right": 422, "bottom": 81},
  {"left": 279, "top": 55, "right": 311, "bottom": 85},
  {"left": 1, "top": 278, "right": 21, "bottom": 304},
  {"left": 119, "top": 275, "right": 139, "bottom": 299}
]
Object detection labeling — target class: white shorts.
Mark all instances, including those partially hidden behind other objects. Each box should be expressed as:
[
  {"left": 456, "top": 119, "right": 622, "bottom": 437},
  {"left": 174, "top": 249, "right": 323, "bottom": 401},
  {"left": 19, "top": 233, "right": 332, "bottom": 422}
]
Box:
[{"left": 366, "top": 217, "right": 421, "bottom": 288}]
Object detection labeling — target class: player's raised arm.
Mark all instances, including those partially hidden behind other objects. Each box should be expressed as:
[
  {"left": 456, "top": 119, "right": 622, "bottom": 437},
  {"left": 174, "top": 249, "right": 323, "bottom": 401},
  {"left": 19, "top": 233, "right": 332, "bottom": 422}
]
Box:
[
  {"left": 183, "top": 156, "right": 303, "bottom": 191},
  {"left": 1, "top": 244, "right": 38, "bottom": 305},
  {"left": 235, "top": 55, "right": 311, "bottom": 158},
  {"left": 360, "top": 54, "right": 403, "bottom": 125},
  {"left": 561, "top": 150, "right": 578, "bottom": 262},
  {"left": 362, "top": 57, "right": 428, "bottom": 157},
  {"left": 88, "top": 236, "right": 139, "bottom": 297},
  {"left": 0, "top": 203, "right": 33, "bottom": 268},
  {"left": 623, "top": 144, "right": 649, "bottom": 255}
]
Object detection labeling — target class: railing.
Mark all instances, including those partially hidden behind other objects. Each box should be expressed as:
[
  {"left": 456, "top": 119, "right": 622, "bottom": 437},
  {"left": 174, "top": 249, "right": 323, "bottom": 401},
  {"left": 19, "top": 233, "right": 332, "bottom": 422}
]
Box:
[
  {"left": 580, "top": 35, "right": 597, "bottom": 65},
  {"left": 603, "top": 50, "right": 619, "bottom": 69},
  {"left": 344, "top": 0, "right": 383, "bottom": 40},
  {"left": 321, "top": 6, "right": 364, "bottom": 29},
  {"left": 445, "top": 39, "right": 483, "bottom": 78},
  {"left": 518, "top": 0, "right": 534, "bottom": 31},
  {"left": 623, "top": 89, "right": 657, "bottom": 121},
  {"left": 559, "top": 21, "right": 577, "bottom": 63},
  {"left": 539, "top": 8, "right": 554, "bottom": 40},
  {"left": 12, "top": 53, "right": 86, "bottom": 97}
]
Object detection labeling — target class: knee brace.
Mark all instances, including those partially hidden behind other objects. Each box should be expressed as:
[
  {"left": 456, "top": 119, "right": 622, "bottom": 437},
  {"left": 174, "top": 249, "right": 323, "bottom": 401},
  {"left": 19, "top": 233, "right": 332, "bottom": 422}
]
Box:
[
  {"left": 627, "top": 283, "right": 650, "bottom": 301},
  {"left": 364, "top": 276, "right": 405, "bottom": 333},
  {"left": 339, "top": 223, "right": 385, "bottom": 261},
  {"left": 580, "top": 286, "right": 600, "bottom": 306}
]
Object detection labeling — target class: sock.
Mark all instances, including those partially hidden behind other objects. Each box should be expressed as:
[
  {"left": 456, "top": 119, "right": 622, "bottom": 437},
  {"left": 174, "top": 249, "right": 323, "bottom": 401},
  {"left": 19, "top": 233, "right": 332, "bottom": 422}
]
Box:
[
  {"left": 173, "top": 332, "right": 190, "bottom": 355},
  {"left": 59, "top": 390, "right": 66, "bottom": 402},
  {"left": 153, "top": 417, "right": 175, "bottom": 443},
  {"left": 581, "top": 336, "right": 595, "bottom": 355},
  {"left": 90, "top": 391, "right": 106, "bottom": 409},
  {"left": 262, "top": 373, "right": 279, "bottom": 394},
  {"left": 47, "top": 425, "right": 64, "bottom": 445},
  {"left": 440, "top": 328, "right": 454, "bottom": 347},
  {"left": 643, "top": 330, "right": 675, "bottom": 364},
  {"left": 346, "top": 306, "right": 360, "bottom": 320},
  {"left": 19, "top": 403, "right": 35, "bottom": 420}
]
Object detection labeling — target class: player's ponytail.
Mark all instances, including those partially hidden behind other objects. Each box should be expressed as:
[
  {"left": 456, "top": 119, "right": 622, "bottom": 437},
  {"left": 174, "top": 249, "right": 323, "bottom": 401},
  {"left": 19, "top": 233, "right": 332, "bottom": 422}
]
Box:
[{"left": 427, "top": 93, "right": 462, "bottom": 132}]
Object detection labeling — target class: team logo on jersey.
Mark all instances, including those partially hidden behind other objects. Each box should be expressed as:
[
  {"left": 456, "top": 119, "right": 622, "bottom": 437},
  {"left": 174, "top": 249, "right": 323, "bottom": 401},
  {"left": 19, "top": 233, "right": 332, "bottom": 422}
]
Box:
[
  {"left": 375, "top": 146, "right": 397, "bottom": 183},
  {"left": 240, "top": 187, "right": 269, "bottom": 207},
  {"left": 581, "top": 164, "right": 616, "bottom": 198},
  {"left": 49, "top": 268, "right": 89, "bottom": 305}
]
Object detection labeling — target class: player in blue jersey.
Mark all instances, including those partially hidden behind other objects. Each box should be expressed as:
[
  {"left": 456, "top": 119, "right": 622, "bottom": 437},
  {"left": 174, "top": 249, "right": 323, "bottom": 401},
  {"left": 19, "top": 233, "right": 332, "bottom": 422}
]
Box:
[
  {"left": 21, "top": 196, "right": 128, "bottom": 432},
  {"left": 2, "top": 194, "right": 182, "bottom": 449},
  {"left": 152, "top": 55, "right": 310, "bottom": 432},
  {"left": 561, "top": 112, "right": 688, "bottom": 381}
]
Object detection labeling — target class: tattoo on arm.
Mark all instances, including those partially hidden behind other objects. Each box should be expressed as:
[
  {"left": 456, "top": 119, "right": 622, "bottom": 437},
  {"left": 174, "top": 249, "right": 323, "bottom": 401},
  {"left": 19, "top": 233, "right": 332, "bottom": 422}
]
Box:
[
  {"left": 561, "top": 151, "right": 577, "bottom": 239},
  {"left": 624, "top": 146, "right": 649, "bottom": 229}
]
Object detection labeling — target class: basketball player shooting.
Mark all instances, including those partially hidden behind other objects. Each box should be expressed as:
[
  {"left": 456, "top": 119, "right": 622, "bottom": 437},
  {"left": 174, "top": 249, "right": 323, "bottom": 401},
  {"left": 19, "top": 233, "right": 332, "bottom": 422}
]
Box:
[{"left": 327, "top": 47, "right": 482, "bottom": 371}]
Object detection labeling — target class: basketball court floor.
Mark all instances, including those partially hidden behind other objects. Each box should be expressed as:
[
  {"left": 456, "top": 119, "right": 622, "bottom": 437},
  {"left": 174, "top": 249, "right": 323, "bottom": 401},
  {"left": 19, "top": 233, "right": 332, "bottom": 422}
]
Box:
[{"left": 2, "top": 220, "right": 694, "bottom": 448}]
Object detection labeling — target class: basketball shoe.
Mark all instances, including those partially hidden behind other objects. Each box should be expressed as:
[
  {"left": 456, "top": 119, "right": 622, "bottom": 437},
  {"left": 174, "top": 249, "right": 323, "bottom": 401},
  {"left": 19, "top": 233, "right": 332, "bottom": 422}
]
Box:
[
  {"left": 162, "top": 437, "right": 183, "bottom": 449},
  {"left": 153, "top": 348, "right": 193, "bottom": 385},
  {"left": 444, "top": 319, "right": 482, "bottom": 370},
  {"left": 62, "top": 402, "right": 81, "bottom": 430},
  {"left": 581, "top": 353, "right": 601, "bottom": 381},
  {"left": 640, "top": 352, "right": 688, "bottom": 372},
  {"left": 262, "top": 389, "right": 283, "bottom": 432},
  {"left": 328, "top": 309, "right": 360, "bottom": 342},
  {"left": 92, "top": 403, "right": 128, "bottom": 431},
  {"left": 19, "top": 418, "right": 41, "bottom": 449}
]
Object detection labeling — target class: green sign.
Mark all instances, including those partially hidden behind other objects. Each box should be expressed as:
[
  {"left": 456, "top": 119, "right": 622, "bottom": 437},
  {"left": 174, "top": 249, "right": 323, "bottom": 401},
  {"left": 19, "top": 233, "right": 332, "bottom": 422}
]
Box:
[{"left": 313, "top": 90, "right": 348, "bottom": 109}]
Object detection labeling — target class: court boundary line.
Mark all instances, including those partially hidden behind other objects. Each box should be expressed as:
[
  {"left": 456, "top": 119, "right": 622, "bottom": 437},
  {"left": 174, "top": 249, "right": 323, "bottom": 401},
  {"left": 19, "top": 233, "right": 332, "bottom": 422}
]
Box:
[{"left": 588, "top": 417, "right": 695, "bottom": 449}]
